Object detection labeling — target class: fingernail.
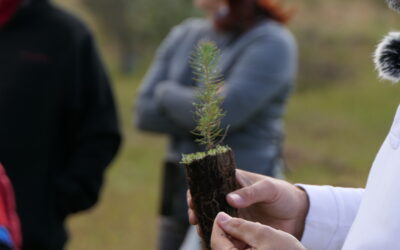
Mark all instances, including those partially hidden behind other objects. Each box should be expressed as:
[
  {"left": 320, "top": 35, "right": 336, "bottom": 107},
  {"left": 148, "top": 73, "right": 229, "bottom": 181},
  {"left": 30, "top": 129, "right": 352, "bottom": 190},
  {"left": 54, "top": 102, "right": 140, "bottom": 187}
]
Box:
[
  {"left": 217, "top": 212, "right": 232, "bottom": 223},
  {"left": 228, "top": 193, "right": 243, "bottom": 204}
]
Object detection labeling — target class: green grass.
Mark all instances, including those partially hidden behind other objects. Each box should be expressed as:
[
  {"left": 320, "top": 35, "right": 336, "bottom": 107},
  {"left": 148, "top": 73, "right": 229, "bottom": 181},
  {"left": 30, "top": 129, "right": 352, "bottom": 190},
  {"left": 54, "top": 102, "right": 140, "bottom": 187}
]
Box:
[
  {"left": 57, "top": 0, "right": 400, "bottom": 249},
  {"left": 285, "top": 80, "right": 400, "bottom": 187}
]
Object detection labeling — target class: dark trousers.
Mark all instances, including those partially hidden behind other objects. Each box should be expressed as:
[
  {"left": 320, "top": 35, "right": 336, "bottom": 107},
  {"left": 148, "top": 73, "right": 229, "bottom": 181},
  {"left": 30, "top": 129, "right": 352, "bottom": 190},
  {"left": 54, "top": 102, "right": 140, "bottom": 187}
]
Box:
[
  {"left": 158, "top": 216, "right": 190, "bottom": 250},
  {"left": 158, "top": 162, "right": 189, "bottom": 250}
]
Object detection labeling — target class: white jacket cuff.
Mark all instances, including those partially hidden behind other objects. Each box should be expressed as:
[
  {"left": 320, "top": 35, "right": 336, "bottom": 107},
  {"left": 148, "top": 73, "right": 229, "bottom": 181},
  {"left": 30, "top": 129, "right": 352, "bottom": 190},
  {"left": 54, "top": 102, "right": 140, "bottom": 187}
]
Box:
[{"left": 297, "top": 184, "right": 364, "bottom": 250}]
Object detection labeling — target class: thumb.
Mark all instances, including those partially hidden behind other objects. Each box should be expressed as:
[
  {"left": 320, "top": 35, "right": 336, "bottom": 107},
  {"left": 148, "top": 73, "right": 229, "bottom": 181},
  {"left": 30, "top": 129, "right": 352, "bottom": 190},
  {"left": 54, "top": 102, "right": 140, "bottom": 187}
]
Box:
[
  {"left": 227, "top": 179, "right": 279, "bottom": 208},
  {"left": 211, "top": 213, "right": 239, "bottom": 250},
  {"left": 217, "top": 214, "right": 269, "bottom": 247}
]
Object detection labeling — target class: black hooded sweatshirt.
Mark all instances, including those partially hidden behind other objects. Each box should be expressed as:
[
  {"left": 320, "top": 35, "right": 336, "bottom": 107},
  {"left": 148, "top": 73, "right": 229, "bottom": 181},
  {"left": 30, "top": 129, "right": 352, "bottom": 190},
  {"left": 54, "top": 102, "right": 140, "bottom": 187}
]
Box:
[{"left": 0, "top": 0, "right": 121, "bottom": 249}]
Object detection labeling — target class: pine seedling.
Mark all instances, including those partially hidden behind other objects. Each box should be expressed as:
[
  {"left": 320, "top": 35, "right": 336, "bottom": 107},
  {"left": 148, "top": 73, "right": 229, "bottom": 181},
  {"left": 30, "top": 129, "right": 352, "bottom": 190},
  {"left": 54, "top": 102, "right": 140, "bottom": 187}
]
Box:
[
  {"left": 181, "top": 42, "right": 239, "bottom": 250},
  {"left": 191, "top": 41, "right": 225, "bottom": 150}
]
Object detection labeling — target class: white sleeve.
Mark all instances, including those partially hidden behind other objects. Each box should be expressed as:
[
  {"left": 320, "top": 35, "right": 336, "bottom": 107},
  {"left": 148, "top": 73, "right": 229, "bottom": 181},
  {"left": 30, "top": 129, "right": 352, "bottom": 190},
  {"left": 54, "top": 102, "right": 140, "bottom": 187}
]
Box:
[
  {"left": 342, "top": 105, "right": 400, "bottom": 250},
  {"left": 296, "top": 184, "right": 364, "bottom": 250}
]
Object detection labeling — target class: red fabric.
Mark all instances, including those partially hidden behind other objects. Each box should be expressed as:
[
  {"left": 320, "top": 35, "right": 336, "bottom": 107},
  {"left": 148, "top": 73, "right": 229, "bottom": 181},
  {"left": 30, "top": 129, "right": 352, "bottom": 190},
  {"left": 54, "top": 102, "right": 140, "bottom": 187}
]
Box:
[
  {"left": 0, "top": 164, "right": 21, "bottom": 250},
  {"left": 0, "top": 0, "right": 23, "bottom": 28}
]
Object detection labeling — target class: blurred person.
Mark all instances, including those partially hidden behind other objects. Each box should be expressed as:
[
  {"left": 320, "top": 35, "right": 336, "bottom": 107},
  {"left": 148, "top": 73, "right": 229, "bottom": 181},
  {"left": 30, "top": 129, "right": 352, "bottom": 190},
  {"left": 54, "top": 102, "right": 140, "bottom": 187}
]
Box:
[
  {"left": 0, "top": 0, "right": 121, "bottom": 249},
  {"left": 135, "top": 0, "right": 297, "bottom": 249}
]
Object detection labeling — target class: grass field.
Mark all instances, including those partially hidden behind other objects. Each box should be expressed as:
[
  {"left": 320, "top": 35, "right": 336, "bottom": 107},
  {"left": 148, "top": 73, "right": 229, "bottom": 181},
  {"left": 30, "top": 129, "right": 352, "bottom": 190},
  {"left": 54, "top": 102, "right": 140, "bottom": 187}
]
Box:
[{"left": 54, "top": 0, "right": 400, "bottom": 249}]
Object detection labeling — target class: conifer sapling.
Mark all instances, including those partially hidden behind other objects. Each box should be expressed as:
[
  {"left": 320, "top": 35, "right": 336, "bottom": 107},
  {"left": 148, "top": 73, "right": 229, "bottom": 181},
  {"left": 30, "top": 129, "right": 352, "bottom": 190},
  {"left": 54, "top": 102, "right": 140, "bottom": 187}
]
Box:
[{"left": 181, "top": 41, "right": 239, "bottom": 249}]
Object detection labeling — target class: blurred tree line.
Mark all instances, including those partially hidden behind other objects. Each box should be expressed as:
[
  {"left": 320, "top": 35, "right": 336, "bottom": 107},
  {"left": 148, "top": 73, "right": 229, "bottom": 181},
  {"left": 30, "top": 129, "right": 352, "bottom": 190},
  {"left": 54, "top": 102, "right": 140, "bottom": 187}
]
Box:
[
  {"left": 75, "top": 0, "right": 397, "bottom": 88},
  {"left": 79, "top": 0, "right": 196, "bottom": 74}
]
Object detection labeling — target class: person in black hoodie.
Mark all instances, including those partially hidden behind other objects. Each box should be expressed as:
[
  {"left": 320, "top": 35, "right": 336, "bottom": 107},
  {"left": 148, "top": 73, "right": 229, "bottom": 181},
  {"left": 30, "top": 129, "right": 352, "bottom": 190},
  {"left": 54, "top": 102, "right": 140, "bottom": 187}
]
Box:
[{"left": 0, "top": 0, "right": 121, "bottom": 249}]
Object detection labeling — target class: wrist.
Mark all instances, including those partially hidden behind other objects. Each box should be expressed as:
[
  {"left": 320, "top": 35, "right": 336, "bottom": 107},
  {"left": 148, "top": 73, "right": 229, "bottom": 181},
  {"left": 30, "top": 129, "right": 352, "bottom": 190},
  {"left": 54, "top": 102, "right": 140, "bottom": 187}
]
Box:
[{"left": 293, "top": 187, "right": 309, "bottom": 240}]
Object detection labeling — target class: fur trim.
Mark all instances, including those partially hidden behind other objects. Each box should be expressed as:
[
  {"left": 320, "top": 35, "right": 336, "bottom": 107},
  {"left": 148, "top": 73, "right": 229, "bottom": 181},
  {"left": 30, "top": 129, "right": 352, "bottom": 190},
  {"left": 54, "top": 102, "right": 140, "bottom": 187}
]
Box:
[
  {"left": 374, "top": 32, "right": 400, "bottom": 83},
  {"left": 387, "top": 0, "right": 400, "bottom": 12}
]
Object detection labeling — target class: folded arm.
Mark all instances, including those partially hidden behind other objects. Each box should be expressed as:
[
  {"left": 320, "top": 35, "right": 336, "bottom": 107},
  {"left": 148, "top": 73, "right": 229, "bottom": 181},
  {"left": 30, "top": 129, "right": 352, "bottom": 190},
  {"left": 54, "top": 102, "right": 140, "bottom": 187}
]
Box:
[
  {"left": 135, "top": 22, "right": 190, "bottom": 136},
  {"left": 155, "top": 34, "right": 297, "bottom": 132}
]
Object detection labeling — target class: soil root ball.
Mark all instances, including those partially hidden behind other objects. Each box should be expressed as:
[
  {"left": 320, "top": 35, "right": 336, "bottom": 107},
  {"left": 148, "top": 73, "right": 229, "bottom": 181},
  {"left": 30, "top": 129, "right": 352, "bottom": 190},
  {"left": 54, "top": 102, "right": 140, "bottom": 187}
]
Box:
[{"left": 184, "top": 149, "right": 240, "bottom": 250}]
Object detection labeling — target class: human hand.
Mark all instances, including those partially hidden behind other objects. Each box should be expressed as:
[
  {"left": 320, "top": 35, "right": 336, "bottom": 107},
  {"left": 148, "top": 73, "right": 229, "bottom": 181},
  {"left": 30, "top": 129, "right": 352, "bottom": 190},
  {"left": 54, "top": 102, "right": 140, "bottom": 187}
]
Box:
[
  {"left": 211, "top": 212, "right": 306, "bottom": 250},
  {"left": 188, "top": 169, "right": 309, "bottom": 240}
]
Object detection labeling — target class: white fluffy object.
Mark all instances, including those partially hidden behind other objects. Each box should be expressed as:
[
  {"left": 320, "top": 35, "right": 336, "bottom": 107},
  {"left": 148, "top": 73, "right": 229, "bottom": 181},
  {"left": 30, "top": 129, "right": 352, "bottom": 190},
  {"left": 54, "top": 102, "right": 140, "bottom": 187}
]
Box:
[
  {"left": 387, "top": 0, "right": 400, "bottom": 12},
  {"left": 374, "top": 32, "right": 400, "bottom": 83}
]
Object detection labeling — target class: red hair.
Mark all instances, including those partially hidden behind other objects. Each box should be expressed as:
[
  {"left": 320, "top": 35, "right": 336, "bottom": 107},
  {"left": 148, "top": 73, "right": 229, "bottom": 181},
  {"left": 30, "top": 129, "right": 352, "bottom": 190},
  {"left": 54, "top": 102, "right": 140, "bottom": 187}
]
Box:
[{"left": 215, "top": 0, "right": 293, "bottom": 32}]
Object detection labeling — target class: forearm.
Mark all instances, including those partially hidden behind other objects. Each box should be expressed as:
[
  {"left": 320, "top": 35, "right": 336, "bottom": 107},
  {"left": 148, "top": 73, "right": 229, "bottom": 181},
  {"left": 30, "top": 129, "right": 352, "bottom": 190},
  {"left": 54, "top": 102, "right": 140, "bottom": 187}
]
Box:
[
  {"left": 154, "top": 81, "right": 197, "bottom": 131},
  {"left": 135, "top": 93, "right": 188, "bottom": 135}
]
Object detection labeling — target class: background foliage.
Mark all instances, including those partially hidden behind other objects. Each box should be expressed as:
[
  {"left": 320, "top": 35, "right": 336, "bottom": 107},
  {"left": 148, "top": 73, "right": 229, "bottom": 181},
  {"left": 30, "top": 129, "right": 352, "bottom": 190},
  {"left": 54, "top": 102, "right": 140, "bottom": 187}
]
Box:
[{"left": 52, "top": 0, "right": 400, "bottom": 249}]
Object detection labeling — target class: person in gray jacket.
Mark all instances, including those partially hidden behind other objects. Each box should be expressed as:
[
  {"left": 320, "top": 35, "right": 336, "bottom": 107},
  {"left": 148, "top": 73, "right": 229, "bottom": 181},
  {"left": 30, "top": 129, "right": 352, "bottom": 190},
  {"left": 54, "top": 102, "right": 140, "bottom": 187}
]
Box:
[{"left": 135, "top": 0, "right": 297, "bottom": 249}]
